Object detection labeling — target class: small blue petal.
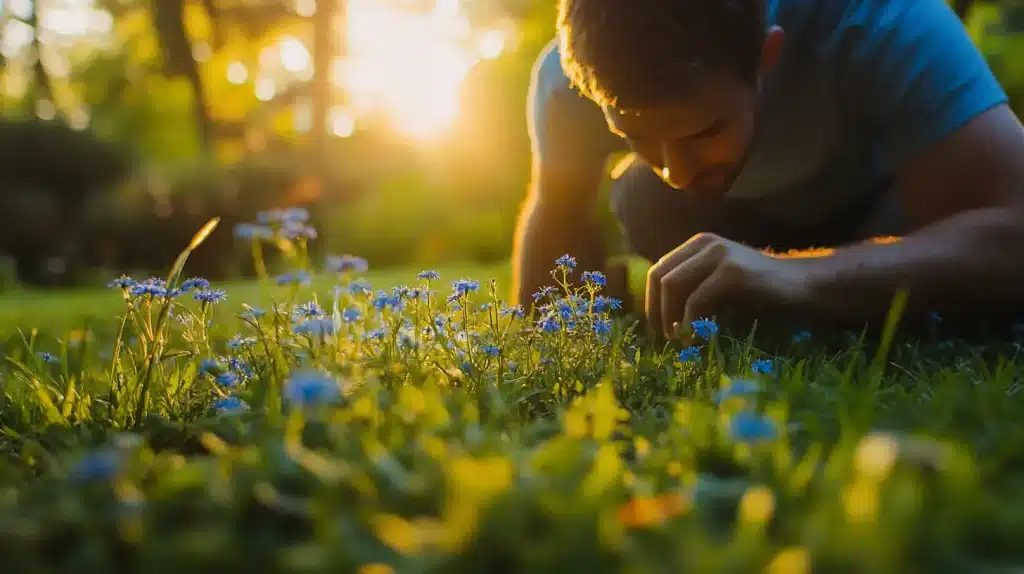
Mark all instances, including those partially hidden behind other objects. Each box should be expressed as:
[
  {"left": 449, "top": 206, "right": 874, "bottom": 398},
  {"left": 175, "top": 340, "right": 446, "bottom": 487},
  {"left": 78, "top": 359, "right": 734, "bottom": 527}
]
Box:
[
  {"left": 677, "top": 346, "right": 701, "bottom": 363},
  {"left": 284, "top": 370, "right": 341, "bottom": 407},
  {"left": 751, "top": 359, "right": 775, "bottom": 375},
  {"left": 729, "top": 412, "right": 777, "bottom": 443}
]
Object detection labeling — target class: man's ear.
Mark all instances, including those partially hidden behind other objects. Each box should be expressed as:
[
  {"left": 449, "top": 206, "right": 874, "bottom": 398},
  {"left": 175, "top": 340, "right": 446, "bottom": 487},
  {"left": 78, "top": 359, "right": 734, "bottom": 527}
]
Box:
[{"left": 760, "top": 26, "right": 785, "bottom": 73}]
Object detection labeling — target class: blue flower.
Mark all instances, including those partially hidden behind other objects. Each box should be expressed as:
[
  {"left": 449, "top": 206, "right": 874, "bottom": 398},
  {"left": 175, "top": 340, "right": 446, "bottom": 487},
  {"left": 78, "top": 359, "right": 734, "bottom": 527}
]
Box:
[
  {"left": 282, "top": 206, "right": 310, "bottom": 223},
  {"left": 199, "top": 358, "right": 220, "bottom": 374},
  {"left": 533, "top": 286, "right": 557, "bottom": 302},
  {"left": 241, "top": 305, "right": 266, "bottom": 320},
  {"left": 364, "top": 328, "right": 386, "bottom": 341},
  {"left": 233, "top": 223, "right": 273, "bottom": 240},
  {"left": 691, "top": 318, "right": 719, "bottom": 340},
  {"left": 294, "top": 318, "right": 337, "bottom": 337},
  {"left": 373, "top": 290, "right": 402, "bottom": 311},
  {"left": 276, "top": 270, "right": 312, "bottom": 287},
  {"left": 227, "top": 334, "right": 257, "bottom": 349},
  {"left": 38, "top": 352, "right": 59, "bottom": 364},
  {"left": 194, "top": 289, "right": 227, "bottom": 304},
  {"left": 257, "top": 209, "right": 285, "bottom": 224},
  {"left": 216, "top": 372, "right": 240, "bottom": 388},
  {"left": 729, "top": 412, "right": 777, "bottom": 443},
  {"left": 342, "top": 307, "right": 362, "bottom": 323},
  {"left": 752, "top": 358, "right": 775, "bottom": 375},
  {"left": 555, "top": 254, "right": 577, "bottom": 270},
  {"left": 418, "top": 269, "right": 440, "bottom": 280},
  {"left": 713, "top": 379, "right": 760, "bottom": 404},
  {"left": 214, "top": 396, "right": 249, "bottom": 415},
  {"left": 130, "top": 278, "right": 170, "bottom": 298},
  {"left": 792, "top": 329, "right": 812, "bottom": 343},
  {"left": 326, "top": 254, "right": 369, "bottom": 274},
  {"left": 581, "top": 271, "right": 606, "bottom": 287},
  {"left": 295, "top": 301, "right": 325, "bottom": 318},
  {"left": 591, "top": 296, "right": 624, "bottom": 314},
  {"left": 593, "top": 318, "right": 612, "bottom": 336},
  {"left": 537, "top": 315, "right": 560, "bottom": 334},
  {"left": 228, "top": 357, "right": 254, "bottom": 378},
  {"left": 481, "top": 344, "right": 500, "bottom": 357},
  {"left": 69, "top": 449, "right": 121, "bottom": 484},
  {"left": 108, "top": 275, "right": 136, "bottom": 289},
  {"left": 348, "top": 280, "right": 373, "bottom": 295},
  {"left": 284, "top": 370, "right": 341, "bottom": 407},
  {"left": 677, "top": 346, "right": 701, "bottom": 363},
  {"left": 555, "top": 299, "right": 575, "bottom": 319},
  {"left": 281, "top": 221, "right": 318, "bottom": 240},
  {"left": 399, "top": 331, "right": 417, "bottom": 349},
  {"left": 179, "top": 277, "right": 211, "bottom": 292},
  {"left": 501, "top": 304, "right": 525, "bottom": 319},
  {"left": 452, "top": 279, "right": 480, "bottom": 296}
]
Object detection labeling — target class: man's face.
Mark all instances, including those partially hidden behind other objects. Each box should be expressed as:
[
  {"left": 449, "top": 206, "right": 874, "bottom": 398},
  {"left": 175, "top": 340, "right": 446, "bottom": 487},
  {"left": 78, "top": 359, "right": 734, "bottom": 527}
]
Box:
[{"left": 603, "top": 73, "right": 760, "bottom": 199}]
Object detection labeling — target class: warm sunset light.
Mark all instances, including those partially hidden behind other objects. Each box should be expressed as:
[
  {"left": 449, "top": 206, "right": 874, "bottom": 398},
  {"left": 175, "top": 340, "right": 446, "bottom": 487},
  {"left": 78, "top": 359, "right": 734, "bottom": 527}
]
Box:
[{"left": 337, "top": 0, "right": 507, "bottom": 140}]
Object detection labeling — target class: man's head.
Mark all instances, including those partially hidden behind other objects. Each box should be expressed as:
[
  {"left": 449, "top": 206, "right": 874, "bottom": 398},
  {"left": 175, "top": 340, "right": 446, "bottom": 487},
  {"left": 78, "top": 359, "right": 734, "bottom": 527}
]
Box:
[{"left": 557, "top": 0, "right": 784, "bottom": 198}]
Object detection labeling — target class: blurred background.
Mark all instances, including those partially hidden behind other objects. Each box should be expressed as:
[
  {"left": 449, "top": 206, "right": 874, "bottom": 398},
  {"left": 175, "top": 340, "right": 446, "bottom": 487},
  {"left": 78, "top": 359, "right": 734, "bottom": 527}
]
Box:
[{"left": 0, "top": 0, "right": 1018, "bottom": 289}]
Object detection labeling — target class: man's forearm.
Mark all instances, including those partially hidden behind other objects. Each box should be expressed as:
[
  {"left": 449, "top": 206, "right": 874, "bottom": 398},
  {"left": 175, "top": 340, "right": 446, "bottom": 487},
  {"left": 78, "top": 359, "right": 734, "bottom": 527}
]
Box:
[
  {"left": 511, "top": 193, "right": 608, "bottom": 309},
  {"left": 794, "top": 206, "right": 1024, "bottom": 322}
]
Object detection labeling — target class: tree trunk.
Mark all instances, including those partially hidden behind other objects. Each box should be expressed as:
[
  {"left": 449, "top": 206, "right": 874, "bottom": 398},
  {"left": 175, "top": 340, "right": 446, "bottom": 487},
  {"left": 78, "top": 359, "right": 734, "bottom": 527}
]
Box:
[
  {"left": 27, "top": 0, "right": 59, "bottom": 119},
  {"left": 152, "top": 0, "right": 213, "bottom": 153},
  {"left": 310, "top": 0, "right": 339, "bottom": 169}
]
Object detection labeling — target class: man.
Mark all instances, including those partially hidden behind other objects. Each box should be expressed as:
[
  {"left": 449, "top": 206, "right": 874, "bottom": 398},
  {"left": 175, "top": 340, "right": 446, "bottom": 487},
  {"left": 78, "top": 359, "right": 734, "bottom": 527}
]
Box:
[{"left": 512, "top": 0, "right": 1024, "bottom": 338}]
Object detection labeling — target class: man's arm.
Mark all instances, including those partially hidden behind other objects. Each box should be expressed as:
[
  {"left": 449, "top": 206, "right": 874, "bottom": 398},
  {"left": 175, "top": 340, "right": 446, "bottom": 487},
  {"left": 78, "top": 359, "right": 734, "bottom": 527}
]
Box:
[
  {"left": 796, "top": 104, "right": 1024, "bottom": 322},
  {"left": 790, "top": 0, "right": 1024, "bottom": 322},
  {"left": 512, "top": 43, "right": 624, "bottom": 310},
  {"left": 512, "top": 156, "right": 610, "bottom": 309}
]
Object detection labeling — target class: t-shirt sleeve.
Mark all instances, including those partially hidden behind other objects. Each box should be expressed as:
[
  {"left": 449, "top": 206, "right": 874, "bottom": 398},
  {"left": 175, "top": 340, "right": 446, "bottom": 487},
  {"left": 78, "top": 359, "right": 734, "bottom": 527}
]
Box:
[
  {"left": 527, "top": 40, "right": 623, "bottom": 178},
  {"left": 841, "top": 0, "right": 1008, "bottom": 171}
]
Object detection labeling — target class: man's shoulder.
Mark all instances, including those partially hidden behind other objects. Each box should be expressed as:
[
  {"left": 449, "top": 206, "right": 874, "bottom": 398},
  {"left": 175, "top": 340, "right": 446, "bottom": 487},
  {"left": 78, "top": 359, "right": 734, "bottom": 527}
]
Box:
[
  {"left": 529, "top": 39, "right": 576, "bottom": 107},
  {"left": 527, "top": 38, "right": 621, "bottom": 162},
  {"left": 775, "top": 0, "right": 963, "bottom": 53}
]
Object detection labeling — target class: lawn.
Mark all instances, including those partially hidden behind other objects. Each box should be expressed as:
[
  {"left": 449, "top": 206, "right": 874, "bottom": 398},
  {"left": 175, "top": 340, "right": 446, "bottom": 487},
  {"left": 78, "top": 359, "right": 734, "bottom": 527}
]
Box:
[
  {"left": 1, "top": 212, "right": 1024, "bottom": 573},
  {"left": 0, "top": 261, "right": 514, "bottom": 332}
]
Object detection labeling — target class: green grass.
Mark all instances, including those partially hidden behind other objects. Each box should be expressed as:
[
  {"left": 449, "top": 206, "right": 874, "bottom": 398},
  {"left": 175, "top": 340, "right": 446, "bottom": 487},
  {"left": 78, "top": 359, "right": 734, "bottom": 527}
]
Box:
[
  {"left": 2, "top": 222, "right": 1024, "bottom": 573},
  {"left": 0, "top": 261, "right": 513, "bottom": 332}
]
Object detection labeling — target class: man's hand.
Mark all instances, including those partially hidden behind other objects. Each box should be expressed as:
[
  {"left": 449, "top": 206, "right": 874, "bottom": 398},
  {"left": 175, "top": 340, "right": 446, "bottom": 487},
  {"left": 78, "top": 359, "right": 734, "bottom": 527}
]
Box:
[{"left": 645, "top": 232, "right": 813, "bottom": 339}]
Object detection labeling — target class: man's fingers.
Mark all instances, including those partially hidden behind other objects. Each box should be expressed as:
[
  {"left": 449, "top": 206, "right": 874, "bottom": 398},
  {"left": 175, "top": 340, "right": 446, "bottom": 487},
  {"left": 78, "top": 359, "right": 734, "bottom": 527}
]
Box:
[
  {"left": 646, "top": 233, "right": 721, "bottom": 338},
  {"left": 658, "top": 232, "right": 719, "bottom": 273},
  {"left": 683, "top": 263, "right": 733, "bottom": 327},
  {"left": 659, "top": 243, "right": 724, "bottom": 339}
]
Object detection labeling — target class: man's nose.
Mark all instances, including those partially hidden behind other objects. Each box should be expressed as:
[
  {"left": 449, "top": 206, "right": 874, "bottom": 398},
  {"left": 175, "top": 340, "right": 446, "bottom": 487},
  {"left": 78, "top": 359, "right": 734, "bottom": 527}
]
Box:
[{"left": 659, "top": 141, "right": 700, "bottom": 190}]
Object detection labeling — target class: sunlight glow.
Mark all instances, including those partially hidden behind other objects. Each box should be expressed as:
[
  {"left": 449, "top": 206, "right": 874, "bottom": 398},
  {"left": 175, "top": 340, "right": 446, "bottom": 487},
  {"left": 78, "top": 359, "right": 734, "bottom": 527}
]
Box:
[
  {"left": 338, "top": 0, "right": 506, "bottom": 140},
  {"left": 294, "top": 0, "right": 316, "bottom": 18},
  {"left": 329, "top": 107, "right": 355, "bottom": 137},
  {"left": 279, "top": 37, "right": 311, "bottom": 74},
  {"left": 3, "top": 0, "right": 513, "bottom": 143},
  {"left": 255, "top": 77, "right": 276, "bottom": 101},
  {"left": 226, "top": 61, "right": 249, "bottom": 85}
]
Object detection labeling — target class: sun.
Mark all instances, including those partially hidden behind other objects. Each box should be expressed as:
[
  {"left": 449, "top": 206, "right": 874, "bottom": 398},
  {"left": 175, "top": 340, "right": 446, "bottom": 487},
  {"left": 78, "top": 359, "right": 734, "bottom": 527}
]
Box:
[{"left": 338, "top": 0, "right": 503, "bottom": 141}]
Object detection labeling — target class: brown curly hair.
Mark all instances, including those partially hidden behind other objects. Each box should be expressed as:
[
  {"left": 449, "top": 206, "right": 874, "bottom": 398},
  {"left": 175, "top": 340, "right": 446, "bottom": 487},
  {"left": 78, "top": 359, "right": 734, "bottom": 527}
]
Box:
[{"left": 557, "top": 0, "right": 767, "bottom": 110}]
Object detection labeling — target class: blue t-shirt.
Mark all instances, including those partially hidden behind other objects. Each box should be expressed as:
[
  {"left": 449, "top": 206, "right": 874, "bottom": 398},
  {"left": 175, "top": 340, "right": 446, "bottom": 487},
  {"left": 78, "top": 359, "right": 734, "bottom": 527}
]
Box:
[{"left": 527, "top": 0, "right": 1008, "bottom": 226}]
